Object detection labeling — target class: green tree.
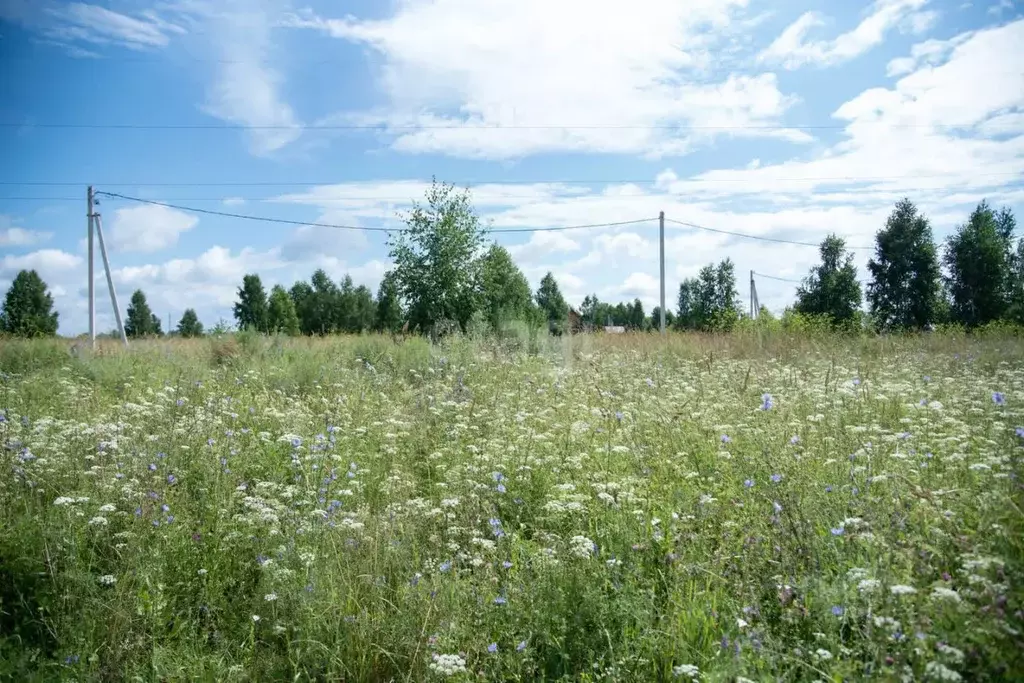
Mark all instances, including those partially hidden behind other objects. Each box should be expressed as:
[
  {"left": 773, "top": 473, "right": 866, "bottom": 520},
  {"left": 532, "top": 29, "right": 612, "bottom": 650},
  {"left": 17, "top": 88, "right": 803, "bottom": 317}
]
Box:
[
  {"left": 536, "top": 272, "right": 569, "bottom": 334},
  {"left": 676, "top": 259, "right": 738, "bottom": 331},
  {"left": 943, "top": 202, "right": 1015, "bottom": 327},
  {"left": 124, "top": 289, "right": 157, "bottom": 338},
  {"left": 233, "top": 274, "right": 269, "bottom": 332},
  {"left": 867, "top": 199, "right": 941, "bottom": 330},
  {"left": 479, "top": 244, "right": 534, "bottom": 329},
  {"left": 0, "top": 269, "right": 59, "bottom": 337},
  {"left": 1007, "top": 238, "right": 1024, "bottom": 325},
  {"left": 375, "top": 271, "right": 404, "bottom": 333},
  {"left": 349, "top": 284, "right": 376, "bottom": 333},
  {"left": 676, "top": 278, "right": 697, "bottom": 330},
  {"left": 267, "top": 285, "right": 300, "bottom": 336},
  {"left": 388, "top": 180, "right": 486, "bottom": 334},
  {"left": 628, "top": 298, "right": 646, "bottom": 330},
  {"left": 289, "top": 280, "right": 316, "bottom": 335},
  {"left": 176, "top": 308, "right": 204, "bottom": 338},
  {"left": 150, "top": 313, "right": 163, "bottom": 337},
  {"left": 650, "top": 306, "right": 674, "bottom": 330},
  {"left": 795, "top": 235, "right": 862, "bottom": 328}
]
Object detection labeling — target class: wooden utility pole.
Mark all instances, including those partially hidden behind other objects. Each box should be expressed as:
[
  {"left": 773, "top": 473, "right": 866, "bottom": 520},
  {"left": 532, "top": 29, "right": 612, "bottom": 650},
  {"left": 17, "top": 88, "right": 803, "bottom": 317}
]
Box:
[{"left": 93, "top": 212, "right": 129, "bottom": 347}]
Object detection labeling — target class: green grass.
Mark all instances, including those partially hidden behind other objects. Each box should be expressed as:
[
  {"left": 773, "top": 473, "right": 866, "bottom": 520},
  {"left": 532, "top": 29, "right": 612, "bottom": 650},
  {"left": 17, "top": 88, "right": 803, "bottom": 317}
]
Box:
[{"left": 1, "top": 332, "right": 1022, "bottom": 682}]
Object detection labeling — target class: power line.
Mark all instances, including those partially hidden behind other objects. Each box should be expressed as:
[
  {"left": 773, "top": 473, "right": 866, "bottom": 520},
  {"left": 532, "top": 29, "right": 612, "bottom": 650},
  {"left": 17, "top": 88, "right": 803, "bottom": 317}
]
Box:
[
  {"left": 2, "top": 172, "right": 1019, "bottom": 187},
  {"left": 95, "top": 191, "right": 656, "bottom": 234},
  {"left": 0, "top": 121, "right": 1001, "bottom": 131},
  {"left": 757, "top": 270, "right": 802, "bottom": 284},
  {"left": 664, "top": 217, "right": 873, "bottom": 250}
]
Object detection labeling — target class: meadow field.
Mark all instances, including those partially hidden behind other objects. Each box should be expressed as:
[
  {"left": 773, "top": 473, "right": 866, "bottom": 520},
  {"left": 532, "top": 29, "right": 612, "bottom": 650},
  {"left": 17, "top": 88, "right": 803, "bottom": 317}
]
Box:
[{"left": 1, "top": 331, "right": 1022, "bottom": 682}]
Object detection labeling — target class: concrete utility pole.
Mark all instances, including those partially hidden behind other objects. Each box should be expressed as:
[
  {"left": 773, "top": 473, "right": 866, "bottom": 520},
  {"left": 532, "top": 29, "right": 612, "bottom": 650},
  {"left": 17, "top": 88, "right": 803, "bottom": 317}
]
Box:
[
  {"left": 659, "top": 211, "right": 666, "bottom": 334},
  {"left": 93, "top": 212, "right": 129, "bottom": 347},
  {"left": 87, "top": 186, "right": 95, "bottom": 348},
  {"left": 750, "top": 270, "right": 755, "bottom": 319}
]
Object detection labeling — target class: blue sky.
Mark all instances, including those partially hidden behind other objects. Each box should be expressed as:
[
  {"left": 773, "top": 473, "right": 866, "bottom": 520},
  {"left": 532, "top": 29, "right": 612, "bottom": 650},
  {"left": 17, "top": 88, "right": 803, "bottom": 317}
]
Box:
[{"left": 1, "top": 0, "right": 1022, "bottom": 335}]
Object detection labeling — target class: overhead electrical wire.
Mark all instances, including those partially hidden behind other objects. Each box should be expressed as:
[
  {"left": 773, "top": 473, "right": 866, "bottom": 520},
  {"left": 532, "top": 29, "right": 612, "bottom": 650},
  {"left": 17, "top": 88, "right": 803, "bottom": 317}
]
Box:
[
  {"left": 3, "top": 172, "right": 1020, "bottom": 187},
  {"left": 94, "top": 191, "right": 657, "bottom": 234},
  {"left": 664, "top": 217, "right": 873, "bottom": 250},
  {"left": 753, "top": 271, "right": 804, "bottom": 284},
  {"left": 0, "top": 121, "right": 988, "bottom": 131}
]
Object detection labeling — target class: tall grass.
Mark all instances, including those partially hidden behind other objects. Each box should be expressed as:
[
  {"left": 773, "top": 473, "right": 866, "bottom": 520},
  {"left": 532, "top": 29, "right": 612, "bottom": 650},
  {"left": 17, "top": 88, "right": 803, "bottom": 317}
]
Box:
[{"left": 1, "top": 331, "right": 1022, "bottom": 681}]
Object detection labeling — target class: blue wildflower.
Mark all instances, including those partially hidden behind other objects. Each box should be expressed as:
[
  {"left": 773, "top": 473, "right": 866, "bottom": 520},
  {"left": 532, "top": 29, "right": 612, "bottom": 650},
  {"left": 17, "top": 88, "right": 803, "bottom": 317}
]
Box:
[
  {"left": 831, "top": 605, "right": 844, "bottom": 617},
  {"left": 773, "top": 501, "right": 782, "bottom": 513},
  {"left": 993, "top": 392, "right": 1006, "bottom": 406},
  {"left": 744, "top": 479, "right": 755, "bottom": 488},
  {"left": 721, "top": 434, "right": 731, "bottom": 444},
  {"left": 167, "top": 474, "right": 177, "bottom": 485},
  {"left": 493, "top": 596, "right": 507, "bottom": 605},
  {"left": 487, "top": 643, "right": 498, "bottom": 653},
  {"left": 502, "top": 560, "right": 513, "bottom": 569},
  {"left": 1016, "top": 427, "right": 1024, "bottom": 438},
  {"left": 439, "top": 561, "right": 451, "bottom": 573},
  {"left": 770, "top": 473, "right": 782, "bottom": 483},
  {"left": 789, "top": 435, "right": 800, "bottom": 445},
  {"left": 852, "top": 377, "right": 861, "bottom": 386},
  {"left": 760, "top": 393, "right": 773, "bottom": 410},
  {"left": 496, "top": 484, "right": 506, "bottom": 494},
  {"left": 615, "top": 411, "right": 624, "bottom": 422},
  {"left": 517, "top": 640, "right": 527, "bottom": 652},
  {"left": 148, "top": 463, "right": 157, "bottom": 472},
  {"left": 492, "top": 472, "right": 505, "bottom": 482},
  {"left": 831, "top": 527, "right": 844, "bottom": 536}
]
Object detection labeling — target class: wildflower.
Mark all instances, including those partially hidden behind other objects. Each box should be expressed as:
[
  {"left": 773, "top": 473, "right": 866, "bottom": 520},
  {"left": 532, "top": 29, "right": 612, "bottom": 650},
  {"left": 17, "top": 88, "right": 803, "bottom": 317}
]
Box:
[
  {"left": 890, "top": 584, "right": 917, "bottom": 596},
  {"left": 744, "top": 479, "right": 755, "bottom": 488},
  {"left": 790, "top": 435, "right": 800, "bottom": 444},
  {"left": 439, "top": 561, "right": 452, "bottom": 573},
  {"left": 992, "top": 392, "right": 1006, "bottom": 406},
  {"left": 487, "top": 642, "right": 498, "bottom": 653},
  {"left": 496, "top": 483, "right": 506, "bottom": 494},
  {"left": 493, "top": 596, "right": 507, "bottom": 605},
  {"left": 831, "top": 605, "right": 844, "bottom": 617},
  {"left": 98, "top": 574, "right": 117, "bottom": 586},
  {"left": 858, "top": 578, "right": 881, "bottom": 593},
  {"left": 1015, "top": 427, "right": 1024, "bottom": 438},
  {"left": 770, "top": 473, "right": 782, "bottom": 483},
  {"left": 825, "top": 485, "right": 833, "bottom": 493},
  {"left": 924, "top": 661, "right": 962, "bottom": 681},
  {"left": 673, "top": 664, "right": 700, "bottom": 678},
  {"left": 252, "top": 615, "right": 260, "bottom": 622},
  {"left": 429, "top": 654, "right": 467, "bottom": 676},
  {"left": 814, "top": 649, "right": 833, "bottom": 661},
  {"left": 167, "top": 474, "right": 177, "bottom": 485},
  {"left": 930, "top": 586, "right": 961, "bottom": 602},
  {"left": 760, "top": 393, "right": 773, "bottom": 411},
  {"left": 646, "top": 378, "right": 655, "bottom": 388},
  {"left": 517, "top": 640, "right": 527, "bottom": 652},
  {"left": 265, "top": 593, "right": 277, "bottom": 601},
  {"left": 148, "top": 463, "right": 157, "bottom": 472},
  {"left": 489, "top": 518, "right": 505, "bottom": 539},
  {"left": 88, "top": 516, "right": 108, "bottom": 526},
  {"left": 197, "top": 568, "right": 208, "bottom": 576},
  {"left": 99, "top": 504, "right": 116, "bottom": 513},
  {"left": 569, "top": 535, "right": 596, "bottom": 558},
  {"left": 852, "top": 377, "right": 861, "bottom": 386},
  {"left": 502, "top": 560, "right": 513, "bottom": 569},
  {"left": 721, "top": 434, "right": 731, "bottom": 444}
]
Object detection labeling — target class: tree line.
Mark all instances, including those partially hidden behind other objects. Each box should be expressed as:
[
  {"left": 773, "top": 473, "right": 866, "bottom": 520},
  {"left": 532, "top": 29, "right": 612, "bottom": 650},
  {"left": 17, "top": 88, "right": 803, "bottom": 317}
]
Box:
[{"left": 1, "top": 184, "right": 1021, "bottom": 339}]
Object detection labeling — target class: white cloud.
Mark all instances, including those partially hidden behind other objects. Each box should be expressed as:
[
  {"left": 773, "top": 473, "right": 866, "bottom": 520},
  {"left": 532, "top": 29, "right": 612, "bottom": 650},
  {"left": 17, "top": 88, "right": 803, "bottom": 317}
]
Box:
[
  {"left": 222, "top": 197, "right": 246, "bottom": 207},
  {"left": 885, "top": 33, "right": 971, "bottom": 76},
  {"left": 760, "top": 0, "right": 934, "bottom": 69},
  {"left": 43, "top": 2, "right": 181, "bottom": 51},
  {"left": 0, "top": 249, "right": 83, "bottom": 287},
  {"left": 296, "top": 0, "right": 811, "bottom": 159},
  {"left": 0, "top": 223, "right": 52, "bottom": 247},
  {"left": 107, "top": 204, "right": 198, "bottom": 253},
  {"left": 506, "top": 232, "right": 581, "bottom": 261}
]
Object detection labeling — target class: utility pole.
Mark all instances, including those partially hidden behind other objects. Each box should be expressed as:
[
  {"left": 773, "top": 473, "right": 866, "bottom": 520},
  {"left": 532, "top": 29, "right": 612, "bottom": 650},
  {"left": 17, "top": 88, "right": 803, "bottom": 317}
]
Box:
[
  {"left": 87, "top": 186, "right": 95, "bottom": 348},
  {"left": 659, "top": 211, "right": 666, "bottom": 334},
  {"left": 93, "top": 211, "right": 129, "bottom": 347},
  {"left": 750, "top": 270, "right": 754, "bottom": 319}
]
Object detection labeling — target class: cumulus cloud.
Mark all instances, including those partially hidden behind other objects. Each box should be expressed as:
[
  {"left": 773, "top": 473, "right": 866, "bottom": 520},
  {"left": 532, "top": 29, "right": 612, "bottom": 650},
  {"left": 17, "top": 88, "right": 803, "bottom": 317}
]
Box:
[
  {"left": 760, "top": 0, "right": 935, "bottom": 69},
  {"left": 0, "top": 221, "right": 52, "bottom": 247},
  {"left": 295, "top": 0, "right": 810, "bottom": 159},
  {"left": 107, "top": 204, "right": 198, "bottom": 253}
]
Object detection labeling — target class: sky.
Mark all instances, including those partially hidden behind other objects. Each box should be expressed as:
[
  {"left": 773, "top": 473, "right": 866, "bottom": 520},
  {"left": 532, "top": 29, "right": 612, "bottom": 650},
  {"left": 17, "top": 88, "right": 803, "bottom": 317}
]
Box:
[{"left": 1, "top": 0, "right": 1023, "bottom": 336}]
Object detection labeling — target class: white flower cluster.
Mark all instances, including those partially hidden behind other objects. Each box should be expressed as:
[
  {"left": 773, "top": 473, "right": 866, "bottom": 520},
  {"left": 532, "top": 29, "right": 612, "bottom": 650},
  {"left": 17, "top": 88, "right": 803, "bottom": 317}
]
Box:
[
  {"left": 569, "top": 535, "right": 596, "bottom": 559},
  {"left": 672, "top": 663, "right": 699, "bottom": 678},
  {"left": 428, "top": 654, "right": 467, "bottom": 676},
  {"left": 98, "top": 574, "right": 117, "bottom": 586}
]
